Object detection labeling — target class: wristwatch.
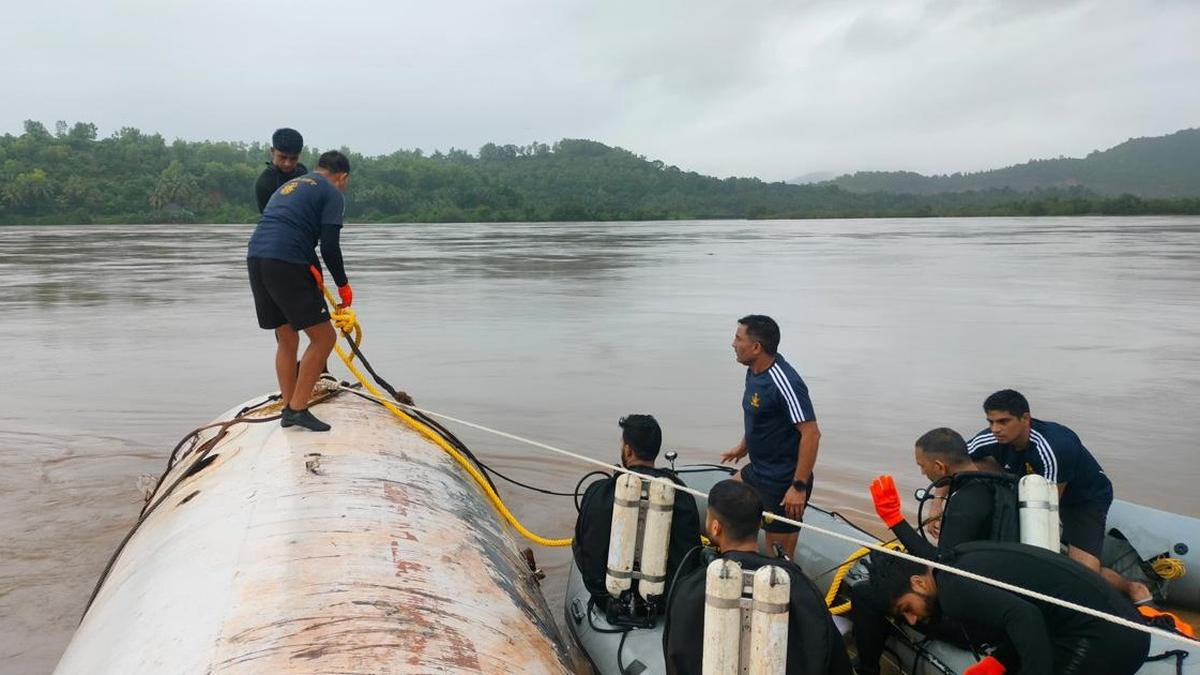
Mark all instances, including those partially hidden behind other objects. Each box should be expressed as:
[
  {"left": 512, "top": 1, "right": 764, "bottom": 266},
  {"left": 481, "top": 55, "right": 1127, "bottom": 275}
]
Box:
[{"left": 791, "top": 479, "right": 810, "bottom": 493}]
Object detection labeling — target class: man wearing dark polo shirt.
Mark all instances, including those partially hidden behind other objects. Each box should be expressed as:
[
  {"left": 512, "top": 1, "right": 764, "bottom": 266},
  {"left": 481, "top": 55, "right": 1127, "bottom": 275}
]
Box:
[
  {"left": 967, "top": 389, "right": 1151, "bottom": 603},
  {"left": 247, "top": 150, "right": 353, "bottom": 432},
  {"left": 720, "top": 314, "right": 820, "bottom": 559}
]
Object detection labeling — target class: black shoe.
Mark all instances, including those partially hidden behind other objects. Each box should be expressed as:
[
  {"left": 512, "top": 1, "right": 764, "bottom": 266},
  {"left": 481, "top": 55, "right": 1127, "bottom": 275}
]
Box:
[{"left": 281, "top": 407, "right": 330, "bottom": 432}]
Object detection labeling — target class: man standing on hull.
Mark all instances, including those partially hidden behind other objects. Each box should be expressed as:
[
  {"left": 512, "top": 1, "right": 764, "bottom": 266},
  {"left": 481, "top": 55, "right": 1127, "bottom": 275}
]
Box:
[
  {"left": 720, "top": 314, "right": 821, "bottom": 559},
  {"left": 247, "top": 150, "right": 354, "bottom": 432},
  {"left": 255, "top": 127, "right": 308, "bottom": 213}
]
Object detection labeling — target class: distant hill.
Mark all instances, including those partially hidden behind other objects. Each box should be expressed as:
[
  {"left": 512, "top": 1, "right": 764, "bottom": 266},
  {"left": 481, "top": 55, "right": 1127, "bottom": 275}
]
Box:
[{"left": 829, "top": 128, "right": 1200, "bottom": 198}]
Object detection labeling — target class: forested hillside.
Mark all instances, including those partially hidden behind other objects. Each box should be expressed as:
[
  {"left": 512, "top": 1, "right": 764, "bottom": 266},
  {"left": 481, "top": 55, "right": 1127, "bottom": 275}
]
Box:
[
  {"left": 2, "top": 120, "right": 1197, "bottom": 224},
  {"left": 829, "top": 129, "right": 1200, "bottom": 198}
]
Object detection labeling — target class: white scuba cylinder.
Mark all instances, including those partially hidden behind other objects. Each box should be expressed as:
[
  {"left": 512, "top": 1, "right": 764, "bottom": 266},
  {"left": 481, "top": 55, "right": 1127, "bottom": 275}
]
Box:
[
  {"left": 1047, "top": 478, "right": 1061, "bottom": 552},
  {"left": 605, "top": 473, "right": 641, "bottom": 597},
  {"left": 748, "top": 565, "right": 790, "bottom": 675},
  {"left": 1019, "top": 474, "right": 1057, "bottom": 551},
  {"left": 702, "top": 559, "right": 743, "bottom": 675},
  {"left": 638, "top": 480, "right": 676, "bottom": 600}
]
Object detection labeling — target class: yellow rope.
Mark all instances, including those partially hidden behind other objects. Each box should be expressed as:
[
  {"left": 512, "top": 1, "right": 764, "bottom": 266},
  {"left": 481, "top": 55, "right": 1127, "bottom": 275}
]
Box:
[
  {"left": 319, "top": 287, "right": 572, "bottom": 547},
  {"left": 824, "top": 541, "right": 904, "bottom": 616},
  {"left": 1153, "top": 556, "right": 1187, "bottom": 581}
]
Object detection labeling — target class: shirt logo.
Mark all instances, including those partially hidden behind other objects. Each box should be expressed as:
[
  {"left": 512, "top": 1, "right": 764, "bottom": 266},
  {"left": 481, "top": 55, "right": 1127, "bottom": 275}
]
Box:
[
  {"left": 1025, "top": 462, "right": 1035, "bottom": 475},
  {"left": 750, "top": 393, "right": 760, "bottom": 408},
  {"left": 281, "top": 181, "right": 299, "bottom": 195}
]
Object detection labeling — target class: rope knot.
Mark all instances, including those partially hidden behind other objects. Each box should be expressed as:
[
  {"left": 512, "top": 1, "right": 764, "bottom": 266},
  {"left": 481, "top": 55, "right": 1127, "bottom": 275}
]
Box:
[{"left": 331, "top": 306, "right": 358, "bottom": 333}]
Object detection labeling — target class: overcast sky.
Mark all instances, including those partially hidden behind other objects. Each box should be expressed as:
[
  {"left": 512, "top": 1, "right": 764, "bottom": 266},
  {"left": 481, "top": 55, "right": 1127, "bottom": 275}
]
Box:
[{"left": 2, "top": 0, "right": 1197, "bottom": 180}]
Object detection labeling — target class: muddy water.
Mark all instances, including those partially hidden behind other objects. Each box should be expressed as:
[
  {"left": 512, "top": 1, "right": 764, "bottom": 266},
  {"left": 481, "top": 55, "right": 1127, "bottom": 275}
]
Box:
[{"left": 2, "top": 217, "right": 1199, "bottom": 673}]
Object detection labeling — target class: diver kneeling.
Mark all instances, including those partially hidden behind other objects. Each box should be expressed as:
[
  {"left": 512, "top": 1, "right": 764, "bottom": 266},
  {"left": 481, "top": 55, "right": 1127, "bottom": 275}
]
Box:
[{"left": 868, "top": 541, "right": 1151, "bottom": 674}]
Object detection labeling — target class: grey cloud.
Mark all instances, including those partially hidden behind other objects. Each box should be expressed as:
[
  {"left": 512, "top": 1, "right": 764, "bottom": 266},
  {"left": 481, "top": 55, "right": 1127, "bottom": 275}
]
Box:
[{"left": 1, "top": 0, "right": 1197, "bottom": 181}]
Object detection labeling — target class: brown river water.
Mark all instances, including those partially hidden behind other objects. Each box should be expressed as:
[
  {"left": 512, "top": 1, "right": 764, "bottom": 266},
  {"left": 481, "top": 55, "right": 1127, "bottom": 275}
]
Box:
[{"left": 2, "top": 217, "right": 1199, "bottom": 673}]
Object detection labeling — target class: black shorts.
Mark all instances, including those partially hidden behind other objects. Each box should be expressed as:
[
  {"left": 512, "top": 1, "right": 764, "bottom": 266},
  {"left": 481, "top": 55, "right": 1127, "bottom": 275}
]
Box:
[
  {"left": 247, "top": 257, "right": 330, "bottom": 331},
  {"left": 740, "top": 464, "right": 813, "bottom": 534},
  {"left": 1060, "top": 501, "right": 1109, "bottom": 559}
]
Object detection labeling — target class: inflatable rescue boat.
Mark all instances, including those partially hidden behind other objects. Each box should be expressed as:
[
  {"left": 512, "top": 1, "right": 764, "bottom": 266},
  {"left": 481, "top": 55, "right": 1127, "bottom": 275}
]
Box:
[{"left": 566, "top": 464, "right": 1200, "bottom": 674}]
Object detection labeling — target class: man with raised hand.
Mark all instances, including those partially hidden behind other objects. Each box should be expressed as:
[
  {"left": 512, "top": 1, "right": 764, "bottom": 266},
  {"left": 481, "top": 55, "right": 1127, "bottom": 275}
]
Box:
[{"left": 721, "top": 314, "right": 821, "bottom": 559}]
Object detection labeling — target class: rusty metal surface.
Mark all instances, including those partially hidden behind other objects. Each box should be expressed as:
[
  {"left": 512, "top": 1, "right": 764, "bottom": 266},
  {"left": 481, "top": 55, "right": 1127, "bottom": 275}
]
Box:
[{"left": 54, "top": 391, "right": 585, "bottom": 674}]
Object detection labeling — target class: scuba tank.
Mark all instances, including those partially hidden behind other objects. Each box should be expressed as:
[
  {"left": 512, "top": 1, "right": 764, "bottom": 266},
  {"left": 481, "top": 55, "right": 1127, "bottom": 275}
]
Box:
[
  {"left": 701, "top": 559, "right": 790, "bottom": 675},
  {"left": 604, "top": 472, "right": 677, "bottom": 623},
  {"left": 1018, "top": 474, "right": 1060, "bottom": 551}
]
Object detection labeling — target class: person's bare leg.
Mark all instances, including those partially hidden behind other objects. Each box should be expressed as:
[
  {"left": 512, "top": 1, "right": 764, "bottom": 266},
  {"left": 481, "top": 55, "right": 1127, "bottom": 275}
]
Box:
[
  {"left": 1069, "top": 545, "right": 1151, "bottom": 603},
  {"left": 291, "top": 322, "right": 336, "bottom": 411},
  {"left": 274, "top": 325, "right": 300, "bottom": 408},
  {"left": 765, "top": 531, "right": 799, "bottom": 559}
]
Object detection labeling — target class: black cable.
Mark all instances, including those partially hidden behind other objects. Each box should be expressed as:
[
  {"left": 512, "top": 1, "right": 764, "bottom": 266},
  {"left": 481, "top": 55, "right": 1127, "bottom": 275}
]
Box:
[
  {"left": 575, "top": 470, "right": 612, "bottom": 512},
  {"left": 585, "top": 598, "right": 631, "bottom": 635},
  {"left": 616, "top": 628, "right": 631, "bottom": 675},
  {"left": 660, "top": 544, "right": 705, "bottom": 658},
  {"left": 1145, "top": 649, "right": 1189, "bottom": 675}
]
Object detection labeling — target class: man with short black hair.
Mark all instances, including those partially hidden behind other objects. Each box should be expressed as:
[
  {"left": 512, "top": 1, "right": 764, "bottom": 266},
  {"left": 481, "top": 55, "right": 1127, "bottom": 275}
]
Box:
[
  {"left": 573, "top": 415, "right": 702, "bottom": 612},
  {"left": 255, "top": 127, "right": 308, "bottom": 212},
  {"left": 852, "top": 428, "right": 1019, "bottom": 674},
  {"left": 967, "top": 389, "right": 1149, "bottom": 603},
  {"left": 869, "top": 541, "right": 1150, "bottom": 674},
  {"left": 663, "top": 480, "right": 850, "bottom": 675},
  {"left": 247, "top": 150, "right": 353, "bottom": 432},
  {"left": 721, "top": 314, "right": 821, "bottom": 559}
]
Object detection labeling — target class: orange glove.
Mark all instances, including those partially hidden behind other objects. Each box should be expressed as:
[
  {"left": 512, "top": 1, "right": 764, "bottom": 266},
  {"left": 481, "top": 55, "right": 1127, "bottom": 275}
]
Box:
[
  {"left": 337, "top": 283, "right": 353, "bottom": 308},
  {"left": 870, "top": 475, "right": 905, "bottom": 528},
  {"left": 964, "top": 656, "right": 1005, "bottom": 675},
  {"left": 309, "top": 265, "right": 324, "bottom": 288}
]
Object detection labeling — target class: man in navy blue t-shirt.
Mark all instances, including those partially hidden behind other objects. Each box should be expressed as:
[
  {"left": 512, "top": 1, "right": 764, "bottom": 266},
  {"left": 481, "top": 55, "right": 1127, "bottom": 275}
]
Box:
[
  {"left": 247, "top": 150, "right": 353, "bottom": 432},
  {"left": 968, "top": 389, "right": 1151, "bottom": 604},
  {"left": 720, "top": 314, "right": 821, "bottom": 559}
]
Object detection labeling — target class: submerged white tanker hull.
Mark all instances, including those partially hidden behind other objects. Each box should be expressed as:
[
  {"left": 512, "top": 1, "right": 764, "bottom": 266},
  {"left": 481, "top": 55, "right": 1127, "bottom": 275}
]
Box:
[{"left": 55, "top": 388, "right": 582, "bottom": 674}]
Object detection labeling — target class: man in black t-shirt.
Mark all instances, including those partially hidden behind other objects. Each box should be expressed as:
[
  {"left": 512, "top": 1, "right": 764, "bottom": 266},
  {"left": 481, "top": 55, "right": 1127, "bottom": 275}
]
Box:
[
  {"left": 852, "top": 428, "right": 1018, "bottom": 675},
  {"left": 869, "top": 542, "right": 1150, "bottom": 675},
  {"left": 573, "top": 415, "right": 702, "bottom": 612},
  {"left": 255, "top": 128, "right": 309, "bottom": 213},
  {"left": 663, "top": 480, "right": 850, "bottom": 675}
]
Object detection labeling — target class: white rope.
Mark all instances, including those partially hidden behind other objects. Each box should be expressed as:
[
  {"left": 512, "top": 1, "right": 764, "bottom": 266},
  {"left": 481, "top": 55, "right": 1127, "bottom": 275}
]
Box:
[{"left": 343, "top": 385, "right": 1199, "bottom": 649}]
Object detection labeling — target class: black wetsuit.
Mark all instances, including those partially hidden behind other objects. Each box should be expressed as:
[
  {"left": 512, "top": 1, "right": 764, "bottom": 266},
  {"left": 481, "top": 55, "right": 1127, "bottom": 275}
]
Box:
[
  {"left": 255, "top": 161, "right": 308, "bottom": 213},
  {"left": 932, "top": 542, "right": 1150, "bottom": 674},
  {"left": 851, "top": 476, "right": 1015, "bottom": 674},
  {"left": 572, "top": 466, "right": 702, "bottom": 611},
  {"left": 663, "top": 550, "right": 851, "bottom": 675}
]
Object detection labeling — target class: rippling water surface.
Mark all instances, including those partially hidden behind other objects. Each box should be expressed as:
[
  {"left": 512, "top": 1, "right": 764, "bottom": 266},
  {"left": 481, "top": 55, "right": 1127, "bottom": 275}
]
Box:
[{"left": 2, "top": 217, "right": 1199, "bottom": 673}]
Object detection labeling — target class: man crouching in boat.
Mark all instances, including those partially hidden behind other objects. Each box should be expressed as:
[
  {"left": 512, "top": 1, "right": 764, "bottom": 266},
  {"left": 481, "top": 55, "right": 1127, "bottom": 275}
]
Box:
[
  {"left": 663, "top": 480, "right": 851, "bottom": 675},
  {"left": 869, "top": 542, "right": 1151, "bottom": 675},
  {"left": 967, "top": 389, "right": 1152, "bottom": 604},
  {"left": 247, "top": 150, "right": 353, "bottom": 432},
  {"left": 573, "top": 415, "right": 703, "bottom": 619},
  {"left": 851, "top": 428, "right": 1020, "bottom": 674}
]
